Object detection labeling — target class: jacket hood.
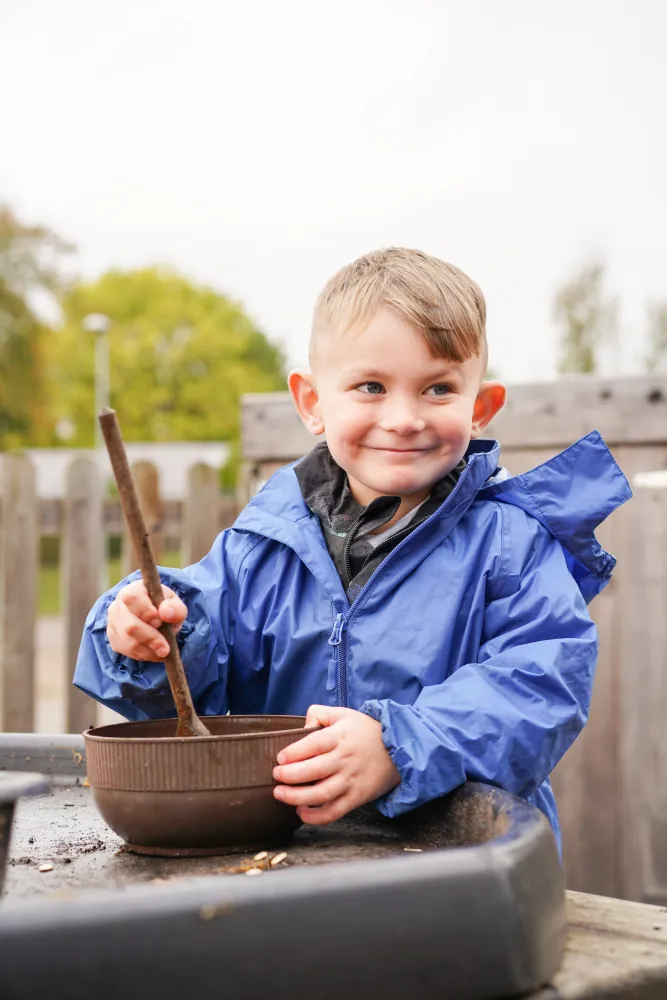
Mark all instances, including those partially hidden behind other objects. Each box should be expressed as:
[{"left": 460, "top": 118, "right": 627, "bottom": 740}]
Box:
[
  {"left": 237, "top": 431, "right": 631, "bottom": 604},
  {"left": 481, "top": 431, "right": 631, "bottom": 602}
]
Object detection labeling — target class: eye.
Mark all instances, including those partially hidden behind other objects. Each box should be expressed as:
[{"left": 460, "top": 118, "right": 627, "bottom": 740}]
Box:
[
  {"left": 425, "top": 383, "right": 452, "bottom": 397},
  {"left": 356, "top": 381, "right": 385, "bottom": 395}
]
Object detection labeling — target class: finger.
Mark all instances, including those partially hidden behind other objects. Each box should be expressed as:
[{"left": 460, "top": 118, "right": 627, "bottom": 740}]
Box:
[
  {"left": 296, "top": 797, "right": 350, "bottom": 825},
  {"left": 274, "top": 775, "right": 346, "bottom": 807},
  {"left": 273, "top": 750, "right": 338, "bottom": 786},
  {"left": 120, "top": 584, "right": 161, "bottom": 627},
  {"left": 158, "top": 594, "right": 187, "bottom": 627},
  {"left": 304, "top": 704, "right": 347, "bottom": 729},
  {"left": 149, "top": 635, "right": 172, "bottom": 658},
  {"left": 131, "top": 642, "right": 167, "bottom": 662},
  {"left": 276, "top": 728, "right": 338, "bottom": 765},
  {"left": 118, "top": 608, "right": 170, "bottom": 658},
  {"left": 107, "top": 621, "right": 165, "bottom": 662}
]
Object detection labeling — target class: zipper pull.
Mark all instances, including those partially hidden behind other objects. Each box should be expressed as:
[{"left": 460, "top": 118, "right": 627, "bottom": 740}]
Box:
[
  {"left": 326, "top": 613, "right": 345, "bottom": 691},
  {"left": 328, "top": 613, "right": 345, "bottom": 647}
]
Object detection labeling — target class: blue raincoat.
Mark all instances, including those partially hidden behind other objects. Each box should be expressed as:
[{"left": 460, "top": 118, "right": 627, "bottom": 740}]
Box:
[{"left": 74, "top": 431, "right": 631, "bottom": 848}]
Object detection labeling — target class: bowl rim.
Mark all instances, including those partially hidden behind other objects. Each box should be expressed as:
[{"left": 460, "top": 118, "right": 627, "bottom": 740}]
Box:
[{"left": 83, "top": 714, "right": 319, "bottom": 745}]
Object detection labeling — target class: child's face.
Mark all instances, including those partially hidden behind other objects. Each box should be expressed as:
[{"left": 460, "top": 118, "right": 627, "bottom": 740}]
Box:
[{"left": 290, "top": 307, "right": 505, "bottom": 505}]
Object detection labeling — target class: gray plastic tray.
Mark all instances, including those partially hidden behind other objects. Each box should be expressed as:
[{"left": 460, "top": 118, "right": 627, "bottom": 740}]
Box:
[{"left": 0, "top": 733, "right": 566, "bottom": 999}]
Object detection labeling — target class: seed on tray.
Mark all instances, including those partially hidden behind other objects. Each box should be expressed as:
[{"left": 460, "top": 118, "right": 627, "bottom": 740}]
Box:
[
  {"left": 253, "top": 851, "right": 268, "bottom": 862},
  {"left": 38, "top": 864, "right": 54, "bottom": 873},
  {"left": 270, "top": 852, "right": 287, "bottom": 867},
  {"left": 245, "top": 867, "right": 263, "bottom": 876},
  {"left": 403, "top": 847, "right": 423, "bottom": 852}
]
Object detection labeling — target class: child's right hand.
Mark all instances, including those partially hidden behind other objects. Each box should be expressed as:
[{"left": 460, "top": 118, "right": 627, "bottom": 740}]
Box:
[{"left": 106, "top": 581, "right": 188, "bottom": 662}]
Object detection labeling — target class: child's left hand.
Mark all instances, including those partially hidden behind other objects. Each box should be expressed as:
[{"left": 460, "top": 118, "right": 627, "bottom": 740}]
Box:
[{"left": 272, "top": 706, "right": 400, "bottom": 824}]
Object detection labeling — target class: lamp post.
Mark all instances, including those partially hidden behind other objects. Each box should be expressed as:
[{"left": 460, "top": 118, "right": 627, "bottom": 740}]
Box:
[{"left": 83, "top": 313, "right": 112, "bottom": 450}]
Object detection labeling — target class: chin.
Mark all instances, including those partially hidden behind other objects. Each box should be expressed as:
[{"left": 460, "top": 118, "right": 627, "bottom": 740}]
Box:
[{"left": 368, "top": 474, "right": 432, "bottom": 498}]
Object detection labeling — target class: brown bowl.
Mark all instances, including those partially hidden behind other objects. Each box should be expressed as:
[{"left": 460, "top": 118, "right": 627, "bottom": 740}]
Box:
[{"left": 83, "top": 715, "right": 316, "bottom": 856}]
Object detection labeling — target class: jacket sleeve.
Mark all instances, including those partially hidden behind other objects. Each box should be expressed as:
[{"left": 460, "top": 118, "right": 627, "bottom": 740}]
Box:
[
  {"left": 73, "top": 532, "right": 236, "bottom": 721},
  {"left": 360, "top": 510, "right": 598, "bottom": 817}
]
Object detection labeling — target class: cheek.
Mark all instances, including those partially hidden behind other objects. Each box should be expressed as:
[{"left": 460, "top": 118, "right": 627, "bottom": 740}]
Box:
[
  {"left": 436, "top": 404, "right": 474, "bottom": 444},
  {"left": 325, "top": 408, "right": 373, "bottom": 447}
]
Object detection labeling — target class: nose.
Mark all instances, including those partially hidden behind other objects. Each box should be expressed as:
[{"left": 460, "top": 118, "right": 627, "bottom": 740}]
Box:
[{"left": 378, "top": 396, "right": 426, "bottom": 435}]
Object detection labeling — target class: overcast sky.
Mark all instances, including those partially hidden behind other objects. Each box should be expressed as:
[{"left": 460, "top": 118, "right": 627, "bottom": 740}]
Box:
[{"left": 2, "top": 0, "right": 666, "bottom": 382}]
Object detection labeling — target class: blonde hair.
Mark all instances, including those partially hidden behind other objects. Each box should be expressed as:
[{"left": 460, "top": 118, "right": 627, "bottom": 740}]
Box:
[{"left": 311, "top": 247, "right": 487, "bottom": 366}]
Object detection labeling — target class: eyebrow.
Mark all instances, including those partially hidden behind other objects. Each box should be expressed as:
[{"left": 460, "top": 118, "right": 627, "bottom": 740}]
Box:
[
  {"left": 342, "top": 366, "right": 463, "bottom": 383},
  {"left": 342, "top": 369, "right": 389, "bottom": 382}
]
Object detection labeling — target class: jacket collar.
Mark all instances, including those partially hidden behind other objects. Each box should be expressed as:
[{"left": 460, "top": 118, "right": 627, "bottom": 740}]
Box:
[{"left": 292, "top": 440, "right": 467, "bottom": 540}]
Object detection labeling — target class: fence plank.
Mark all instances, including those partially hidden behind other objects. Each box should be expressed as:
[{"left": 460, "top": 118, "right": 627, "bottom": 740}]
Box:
[
  {"left": 553, "top": 510, "right": 621, "bottom": 897},
  {"left": 637, "top": 485, "right": 667, "bottom": 905},
  {"left": 618, "top": 455, "right": 667, "bottom": 903},
  {"left": 62, "top": 456, "right": 103, "bottom": 734},
  {"left": 487, "top": 375, "right": 667, "bottom": 448},
  {"left": 241, "top": 392, "right": 318, "bottom": 461},
  {"left": 0, "top": 455, "right": 37, "bottom": 731},
  {"left": 182, "top": 464, "right": 220, "bottom": 565},
  {"left": 121, "top": 461, "right": 164, "bottom": 576},
  {"left": 219, "top": 496, "right": 238, "bottom": 532}
]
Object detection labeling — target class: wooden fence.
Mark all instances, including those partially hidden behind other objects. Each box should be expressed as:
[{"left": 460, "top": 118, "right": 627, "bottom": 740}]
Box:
[
  {"left": 0, "top": 456, "right": 237, "bottom": 735},
  {"left": 240, "top": 374, "right": 667, "bottom": 906}
]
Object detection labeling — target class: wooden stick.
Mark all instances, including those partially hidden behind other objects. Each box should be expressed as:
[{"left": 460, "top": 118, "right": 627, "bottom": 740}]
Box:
[{"left": 98, "top": 408, "right": 211, "bottom": 738}]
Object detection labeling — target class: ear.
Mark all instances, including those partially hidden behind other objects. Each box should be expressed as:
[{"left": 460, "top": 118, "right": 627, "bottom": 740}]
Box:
[
  {"left": 288, "top": 369, "right": 325, "bottom": 437},
  {"left": 470, "top": 381, "right": 506, "bottom": 438}
]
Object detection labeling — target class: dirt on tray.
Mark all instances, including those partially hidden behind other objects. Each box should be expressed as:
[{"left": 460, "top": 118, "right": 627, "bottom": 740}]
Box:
[
  {"left": 4, "top": 780, "right": 507, "bottom": 900},
  {"left": 4, "top": 784, "right": 445, "bottom": 898}
]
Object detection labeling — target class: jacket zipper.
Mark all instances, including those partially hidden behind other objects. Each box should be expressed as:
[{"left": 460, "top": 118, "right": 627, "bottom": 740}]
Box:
[
  {"left": 327, "top": 461, "right": 474, "bottom": 708},
  {"left": 327, "top": 613, "right": 346, "bottom": 702},
  {"left": 341, "top": 510, "right": 366, "bottom": 590}
]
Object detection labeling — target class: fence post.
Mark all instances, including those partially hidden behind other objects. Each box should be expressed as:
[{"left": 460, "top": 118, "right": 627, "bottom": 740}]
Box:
[
  {"left": 0, "top": 455, "right": 37, "bottom": 731},
  {"left": 122, "top": 461, "right": 164, "bottom": 576},
  {"left": 182, "top": 463, "right": 220, "bottom": 565},
  {"left": 62, "top": 455, "right": 103, "bottom": 733}
]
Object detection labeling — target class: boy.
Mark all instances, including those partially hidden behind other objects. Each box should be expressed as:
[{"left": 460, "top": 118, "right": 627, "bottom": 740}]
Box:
[{"left": 75, "top": 248, "right": 630, "bottom": 848}]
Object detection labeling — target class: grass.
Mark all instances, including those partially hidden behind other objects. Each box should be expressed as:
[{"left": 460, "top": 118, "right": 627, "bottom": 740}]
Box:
[
  {"left": 38, "top": 549, "right": 183, "bottom": 617},
  {"left": 39, "top": 564, "right": 62, "bottom": 617}
]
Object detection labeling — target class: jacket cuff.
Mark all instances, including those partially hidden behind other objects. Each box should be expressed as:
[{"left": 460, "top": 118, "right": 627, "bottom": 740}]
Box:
[
  {"left": 89, "top": 570, "right": 207, "bottom": 681},
  {"left": 361, "top": 697, "right": 467, "bottom": 818},
  {"left": 359, "top": 698, "right": 417, "bottom": 818}
]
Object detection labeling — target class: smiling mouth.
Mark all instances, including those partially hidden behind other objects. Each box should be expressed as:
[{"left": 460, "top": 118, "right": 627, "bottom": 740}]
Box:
[{"left": 368, "top": 446, "right": 434, "bottom": 455}]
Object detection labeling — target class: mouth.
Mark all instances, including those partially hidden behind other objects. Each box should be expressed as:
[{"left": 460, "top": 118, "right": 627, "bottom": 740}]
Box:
[{"left": 367, "top": 446, "right": 435, "bottom": 456}]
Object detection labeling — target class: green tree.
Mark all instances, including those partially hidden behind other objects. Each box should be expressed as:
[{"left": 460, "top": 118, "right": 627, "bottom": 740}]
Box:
[
  {"left": 0, "top": 281, "right": 49, "bottom": 449},
  {"left": 0, "top": 206, "right": 73, "bottom": 448},
  {"left": 553, "top": 261, "right": 618, "bottom": 375},
  {"left": 646, "top": 302, "right": 667, "bottom": 372},
  {"left": 0, "top": 205, "right": 72, "bottom": 295},
  {"left": 48, "top": 267, "right": 286, "bottom": 459}
]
